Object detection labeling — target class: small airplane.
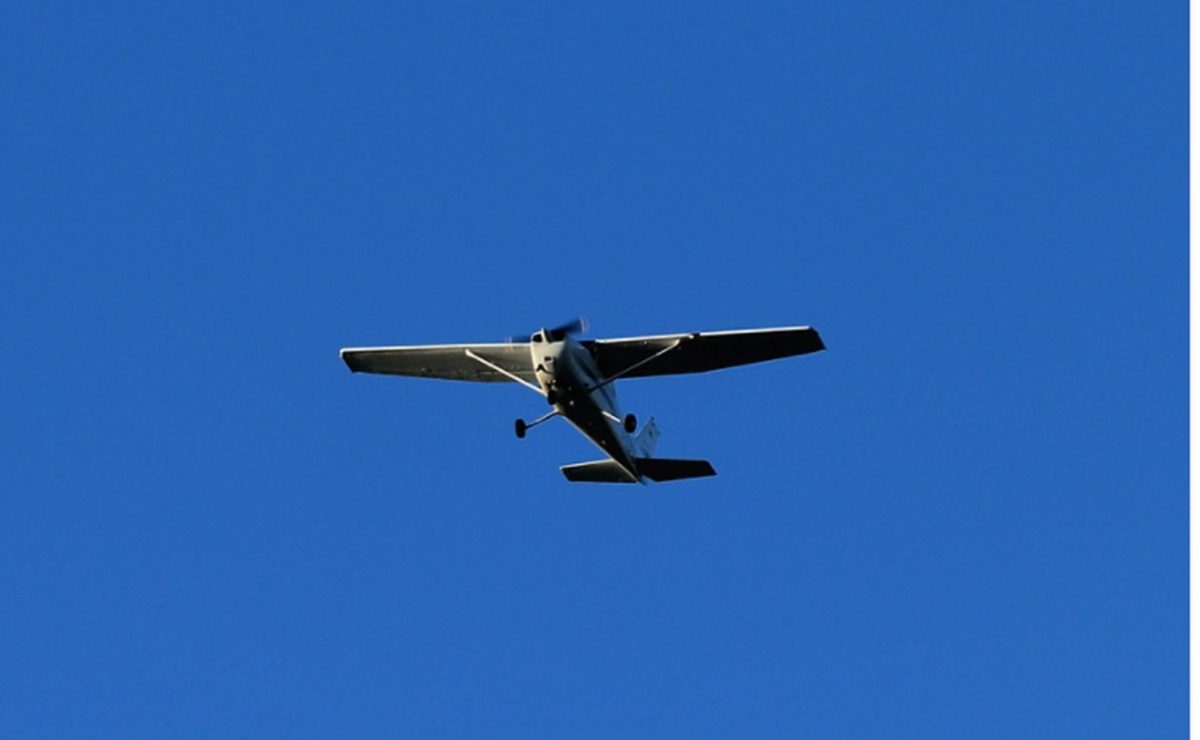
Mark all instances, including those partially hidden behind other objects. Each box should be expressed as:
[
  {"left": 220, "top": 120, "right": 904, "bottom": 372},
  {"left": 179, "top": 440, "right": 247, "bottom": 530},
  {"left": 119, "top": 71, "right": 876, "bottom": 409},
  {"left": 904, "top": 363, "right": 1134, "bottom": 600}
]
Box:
[{"left": 340, "top": 319, "right": 825, "bottom": 483}]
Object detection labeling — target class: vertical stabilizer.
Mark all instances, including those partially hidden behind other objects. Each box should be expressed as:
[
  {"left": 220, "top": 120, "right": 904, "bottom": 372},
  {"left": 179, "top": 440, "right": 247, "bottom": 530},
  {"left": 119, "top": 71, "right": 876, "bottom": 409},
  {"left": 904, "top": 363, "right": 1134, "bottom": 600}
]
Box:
[{"left": 633, "top": 416, "right": 661, "bottom": 457}]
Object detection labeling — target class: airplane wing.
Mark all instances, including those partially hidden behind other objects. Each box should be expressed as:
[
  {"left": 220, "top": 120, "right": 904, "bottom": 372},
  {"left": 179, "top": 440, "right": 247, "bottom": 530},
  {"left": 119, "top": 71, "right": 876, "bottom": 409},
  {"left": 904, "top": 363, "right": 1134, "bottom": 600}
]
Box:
[
  {"left": 340, "top": 343, "right": 535, "bottom": 383},
  {"left": 585, "top": 326, "right": 824, "bottom": 379}
]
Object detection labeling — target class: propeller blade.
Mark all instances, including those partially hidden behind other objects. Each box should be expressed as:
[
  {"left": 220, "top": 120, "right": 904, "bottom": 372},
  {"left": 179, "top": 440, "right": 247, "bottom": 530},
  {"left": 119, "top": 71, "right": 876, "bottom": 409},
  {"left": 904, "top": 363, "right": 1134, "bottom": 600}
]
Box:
[
  {"left": 507, "top": 317, "right": 588, "bottom": 344},
  {"left": 549, "top": 316, "right": 588, "bottom": 339}
]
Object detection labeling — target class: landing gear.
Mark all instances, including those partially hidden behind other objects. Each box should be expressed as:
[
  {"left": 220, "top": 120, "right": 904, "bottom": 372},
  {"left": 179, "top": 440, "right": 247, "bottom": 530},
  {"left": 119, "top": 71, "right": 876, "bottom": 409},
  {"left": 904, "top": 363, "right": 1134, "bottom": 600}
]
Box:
[
  {"left": 545, "top": 389, "right": 558, "bottom": 406},
  {"left": 624, "top": 413, "right": 637, "bottom": 434},
  {"left": 515, "top": 409, "right": 560, "bottom": 439}
]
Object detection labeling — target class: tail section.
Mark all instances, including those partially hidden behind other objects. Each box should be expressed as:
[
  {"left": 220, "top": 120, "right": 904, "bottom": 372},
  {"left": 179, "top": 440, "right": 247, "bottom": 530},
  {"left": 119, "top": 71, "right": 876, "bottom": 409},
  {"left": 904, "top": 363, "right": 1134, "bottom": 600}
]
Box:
[{"left": 560, "top": 419, "right": 716, "bottom": 483}]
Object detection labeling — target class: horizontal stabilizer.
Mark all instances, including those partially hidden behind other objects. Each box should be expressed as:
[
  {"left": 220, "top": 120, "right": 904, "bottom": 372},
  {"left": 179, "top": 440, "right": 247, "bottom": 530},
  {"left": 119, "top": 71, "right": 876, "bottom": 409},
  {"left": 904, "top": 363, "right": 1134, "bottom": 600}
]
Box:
[
  {"left": 635, "top": 457, "right": 717, "bottom": 482},
  {"left": 560, "top": 460, "right": 640, "bottom": 484},
  {"left": 560, "top": 457, "right": 717, "bottom": 483}
]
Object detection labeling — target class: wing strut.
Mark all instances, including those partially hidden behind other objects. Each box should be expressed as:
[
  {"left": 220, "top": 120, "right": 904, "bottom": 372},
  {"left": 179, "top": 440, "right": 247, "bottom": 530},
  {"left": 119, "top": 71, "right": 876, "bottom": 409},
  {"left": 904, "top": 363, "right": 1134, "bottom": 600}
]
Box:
[
  {"left": 587, "top": 334, "right": 697, "bottom": 392},
  {"left": 464, "top": 349, "right": 545, "bottom": 396}
]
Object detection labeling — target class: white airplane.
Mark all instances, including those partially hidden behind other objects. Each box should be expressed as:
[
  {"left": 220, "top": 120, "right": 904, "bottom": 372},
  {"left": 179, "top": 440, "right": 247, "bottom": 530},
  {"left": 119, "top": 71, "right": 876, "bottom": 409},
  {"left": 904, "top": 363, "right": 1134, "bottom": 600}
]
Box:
[{"left": 340, "top": 320, "right": 825, "bottom": 483}]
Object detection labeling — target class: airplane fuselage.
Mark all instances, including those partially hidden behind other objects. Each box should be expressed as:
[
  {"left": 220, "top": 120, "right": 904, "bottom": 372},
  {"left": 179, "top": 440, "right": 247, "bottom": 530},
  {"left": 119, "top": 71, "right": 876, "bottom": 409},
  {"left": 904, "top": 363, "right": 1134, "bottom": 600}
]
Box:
[{"left": 528, "top": 330, "right": 640, "bottom": 481}]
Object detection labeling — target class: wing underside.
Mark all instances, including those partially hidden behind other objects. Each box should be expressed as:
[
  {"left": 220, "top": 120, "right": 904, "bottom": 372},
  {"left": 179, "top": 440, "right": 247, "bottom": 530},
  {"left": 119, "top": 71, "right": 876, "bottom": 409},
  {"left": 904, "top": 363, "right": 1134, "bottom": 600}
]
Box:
[
  {"left": 585, "top": 326, "right": 824, "bottom": 379},
  {"left": 340, "top": 343, "right": 535, "bottom": 383}
]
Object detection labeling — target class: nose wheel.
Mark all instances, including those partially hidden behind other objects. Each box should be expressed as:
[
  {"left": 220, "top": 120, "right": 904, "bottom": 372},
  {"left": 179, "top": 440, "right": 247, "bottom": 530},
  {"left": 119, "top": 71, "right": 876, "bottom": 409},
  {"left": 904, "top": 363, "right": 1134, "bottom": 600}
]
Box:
[{"left": 515, "top": 419, "right": 527, "bottom": 439}]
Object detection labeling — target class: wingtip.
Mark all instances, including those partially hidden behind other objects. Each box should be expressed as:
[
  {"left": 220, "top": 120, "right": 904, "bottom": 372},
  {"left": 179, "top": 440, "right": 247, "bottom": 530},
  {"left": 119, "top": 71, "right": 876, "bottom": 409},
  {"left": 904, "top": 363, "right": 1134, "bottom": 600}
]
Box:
[{"left": 339, "top": 348, "right": 363, "bottom": 373}]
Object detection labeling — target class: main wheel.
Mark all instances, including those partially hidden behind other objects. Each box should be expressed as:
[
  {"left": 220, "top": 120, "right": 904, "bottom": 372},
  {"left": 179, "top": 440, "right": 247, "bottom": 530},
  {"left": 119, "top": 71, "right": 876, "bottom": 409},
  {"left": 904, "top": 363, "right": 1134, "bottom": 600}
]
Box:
[
  {"left": 545, "top": 389, "right": 558, "bottom": 406},
  {"left": 515, "top": 419, "right": 527, "bottom": 439},
  {"left": 624, "top": 413, "right": 637, "bottom": 434}
]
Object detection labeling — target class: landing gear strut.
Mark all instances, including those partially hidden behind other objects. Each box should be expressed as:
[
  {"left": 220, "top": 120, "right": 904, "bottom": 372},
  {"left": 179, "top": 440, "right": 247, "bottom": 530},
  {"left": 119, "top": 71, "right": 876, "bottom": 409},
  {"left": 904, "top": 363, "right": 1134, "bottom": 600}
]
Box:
[{"left": 515, "top": 408, "right": 560, "bottom": 439}]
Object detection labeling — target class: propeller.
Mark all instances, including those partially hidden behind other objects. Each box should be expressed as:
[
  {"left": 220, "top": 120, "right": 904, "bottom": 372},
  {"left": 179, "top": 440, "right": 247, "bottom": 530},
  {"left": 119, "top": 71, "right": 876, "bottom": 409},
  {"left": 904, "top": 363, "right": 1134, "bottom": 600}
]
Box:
[{"left": 509, "top": 317, "right": 588, "bottom": 343}]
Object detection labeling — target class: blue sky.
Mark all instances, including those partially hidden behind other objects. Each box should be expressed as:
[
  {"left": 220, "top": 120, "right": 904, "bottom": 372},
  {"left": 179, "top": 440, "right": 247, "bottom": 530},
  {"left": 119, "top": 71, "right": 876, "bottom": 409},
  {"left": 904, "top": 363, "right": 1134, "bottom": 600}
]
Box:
[{"left": 2, "top": 2, "right": 1185, "bottom": 737}]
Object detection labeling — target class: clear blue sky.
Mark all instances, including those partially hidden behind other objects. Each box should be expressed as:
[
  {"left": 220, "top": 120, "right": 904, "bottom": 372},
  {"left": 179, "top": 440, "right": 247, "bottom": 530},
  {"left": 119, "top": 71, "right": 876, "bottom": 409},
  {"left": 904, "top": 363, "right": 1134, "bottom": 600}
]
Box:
[{"left": 2, "top": 2, "right": 1185, "bottom": 737}]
